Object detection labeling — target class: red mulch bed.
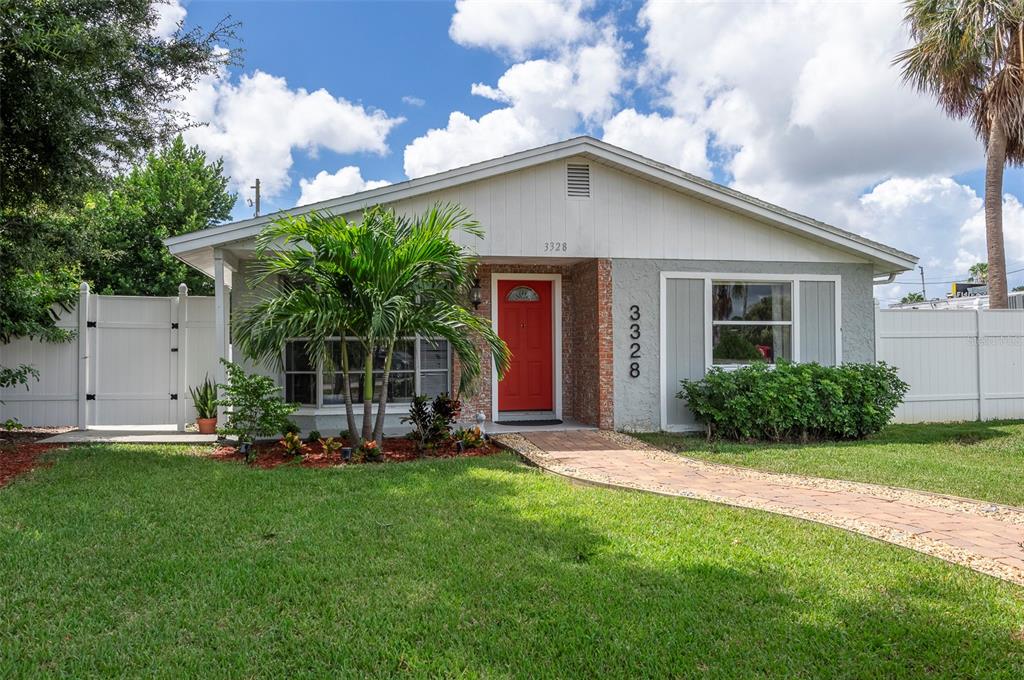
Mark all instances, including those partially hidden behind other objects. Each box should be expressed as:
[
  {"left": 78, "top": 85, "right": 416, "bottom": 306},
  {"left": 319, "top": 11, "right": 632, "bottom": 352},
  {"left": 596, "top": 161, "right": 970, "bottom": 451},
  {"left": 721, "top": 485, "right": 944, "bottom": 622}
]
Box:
[
  {"left": 0, "top": 429, "right": 71, "bottom": 487},
  {"left": 210, "top": 436, "right": 503, "bottom": 470}
]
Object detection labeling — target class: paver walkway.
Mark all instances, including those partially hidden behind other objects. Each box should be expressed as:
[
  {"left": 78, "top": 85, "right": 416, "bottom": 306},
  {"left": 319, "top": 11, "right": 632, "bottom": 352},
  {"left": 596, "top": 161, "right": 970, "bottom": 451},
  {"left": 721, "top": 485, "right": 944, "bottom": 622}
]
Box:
[{"left": 508, "top": 430, "right": 1024, "bottom": 585}]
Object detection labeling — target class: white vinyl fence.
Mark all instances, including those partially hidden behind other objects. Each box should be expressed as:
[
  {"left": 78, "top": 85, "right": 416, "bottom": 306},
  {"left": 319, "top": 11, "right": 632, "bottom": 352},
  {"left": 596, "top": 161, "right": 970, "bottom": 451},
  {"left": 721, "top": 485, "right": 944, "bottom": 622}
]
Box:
[
  {"left": 0, "top": 283, "right": 219, "bottom": 429},
  {"left": 876, "top": 307, "right": 1024, "bottom": 423}
]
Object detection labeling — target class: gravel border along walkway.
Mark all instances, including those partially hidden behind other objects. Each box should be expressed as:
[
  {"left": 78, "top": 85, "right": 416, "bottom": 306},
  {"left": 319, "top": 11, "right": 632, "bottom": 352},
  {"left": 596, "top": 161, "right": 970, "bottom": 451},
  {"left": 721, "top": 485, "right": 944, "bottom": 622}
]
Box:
[{"left": 494, "top": 430, "right": 1024, "bottom": 586}]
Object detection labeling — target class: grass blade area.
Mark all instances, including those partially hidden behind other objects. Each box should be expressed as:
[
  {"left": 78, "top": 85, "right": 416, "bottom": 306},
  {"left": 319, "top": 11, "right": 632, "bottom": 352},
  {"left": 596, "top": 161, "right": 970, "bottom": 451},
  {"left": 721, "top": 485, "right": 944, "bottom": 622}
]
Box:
[
  {"left": 0, "top": 445, "right": 1022, "bottom": 677},
  {"left": 635, "top": 421, "right": 1024, "bottom": 507}
]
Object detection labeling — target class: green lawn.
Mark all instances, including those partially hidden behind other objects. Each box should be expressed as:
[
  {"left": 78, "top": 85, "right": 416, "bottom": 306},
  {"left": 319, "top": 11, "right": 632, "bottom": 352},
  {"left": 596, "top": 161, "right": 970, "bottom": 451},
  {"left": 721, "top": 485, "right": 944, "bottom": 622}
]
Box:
[
  {"left": 635, "top": 421, "right": 1024, "bottom": 507},
  {"left": 0, "top": 446, "right": 1022, "bottom": 678}
]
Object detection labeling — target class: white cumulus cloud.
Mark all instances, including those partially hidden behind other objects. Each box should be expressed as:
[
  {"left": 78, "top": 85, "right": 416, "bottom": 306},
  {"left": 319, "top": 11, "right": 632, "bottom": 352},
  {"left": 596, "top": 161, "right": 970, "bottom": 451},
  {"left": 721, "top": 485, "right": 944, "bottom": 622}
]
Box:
[
  {"left": 405, "top": 13, "right": 623, "bottom": 178},
  {"left": 636, "top": 0, "right": 981, "bottom": 219},
  {"left": 449, "top": 0, "right": 592, "bottom": 57},
  {"left": 152, "top": 0, "right": 186, "bottom": 39},
  {"left": 297, "top": 167, "right": 390, "bottom": 206},
  {"left": 602, "top": 109, "right": 710, "bottom": 178},
  {"left": 179, "top": 70, "right": 403, "bottom": 199}
]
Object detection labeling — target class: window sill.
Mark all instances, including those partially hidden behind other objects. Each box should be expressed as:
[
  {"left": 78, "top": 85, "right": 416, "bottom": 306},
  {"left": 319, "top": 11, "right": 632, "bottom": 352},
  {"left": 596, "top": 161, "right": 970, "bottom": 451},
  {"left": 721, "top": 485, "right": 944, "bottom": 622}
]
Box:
[{"left": 293, "top": 404, "right": 413, "bottom": 416}]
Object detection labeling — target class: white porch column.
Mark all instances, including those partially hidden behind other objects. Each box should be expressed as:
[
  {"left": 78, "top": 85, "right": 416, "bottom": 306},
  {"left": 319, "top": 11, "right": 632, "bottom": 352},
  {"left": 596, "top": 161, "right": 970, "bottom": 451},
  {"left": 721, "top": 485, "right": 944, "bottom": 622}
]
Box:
[{"left": 213, "top": 249, "right": 234, "bottom": 421}]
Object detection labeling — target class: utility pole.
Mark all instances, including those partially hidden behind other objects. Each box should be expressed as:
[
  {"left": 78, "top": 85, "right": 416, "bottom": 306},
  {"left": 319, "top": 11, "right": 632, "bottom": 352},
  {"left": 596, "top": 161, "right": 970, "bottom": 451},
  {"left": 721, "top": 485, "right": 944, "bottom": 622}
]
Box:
[
  {"left": 249, "top": 178, "right": 261, "bottom": 217},
  {"left": 919, "top": 265, "right": 927, "bottom": 300}
]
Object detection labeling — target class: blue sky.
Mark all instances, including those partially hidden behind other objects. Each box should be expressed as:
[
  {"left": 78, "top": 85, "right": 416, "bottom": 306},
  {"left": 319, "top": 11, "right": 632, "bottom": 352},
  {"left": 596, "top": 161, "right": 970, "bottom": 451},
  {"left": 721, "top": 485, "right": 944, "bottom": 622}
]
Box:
[{"left": 170, "top": 1, "right": 1024, "bottom": 297}]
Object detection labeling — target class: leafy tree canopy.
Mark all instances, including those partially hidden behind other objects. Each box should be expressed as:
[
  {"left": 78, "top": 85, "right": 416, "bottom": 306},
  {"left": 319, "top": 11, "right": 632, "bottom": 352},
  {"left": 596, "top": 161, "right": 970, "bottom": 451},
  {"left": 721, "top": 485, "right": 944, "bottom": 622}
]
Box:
[
  {"left": 900, "top": 292, "right": 926, "bottom": 304},
  {"left": 80, "top": 136, "right": 236, "bottom": 296},
  {"left": 0, "top": 0, "right": 239, "bottom": 210}
]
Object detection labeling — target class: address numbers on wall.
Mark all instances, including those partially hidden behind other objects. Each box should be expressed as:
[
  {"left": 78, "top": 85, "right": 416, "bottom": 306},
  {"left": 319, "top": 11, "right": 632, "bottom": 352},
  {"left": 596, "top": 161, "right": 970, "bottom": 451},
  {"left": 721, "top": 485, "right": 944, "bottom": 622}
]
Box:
[{"left": 628, "top": 304, "right": 641, "bottom": 378}]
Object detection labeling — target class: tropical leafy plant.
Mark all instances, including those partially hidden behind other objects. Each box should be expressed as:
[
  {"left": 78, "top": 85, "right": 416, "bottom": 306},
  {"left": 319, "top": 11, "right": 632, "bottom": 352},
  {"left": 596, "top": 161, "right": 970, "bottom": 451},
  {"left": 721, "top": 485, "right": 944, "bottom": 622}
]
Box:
[
  {"left": 279, "top": 431, "right": 306, "bottom": 457},
  {"left": 404, "top": 393, "right": 462, "bottom": 451},
  {"left": 319, "top": 437, "right": 343, "bottom": 457},
  {"left": 188, "top": 375, "right": 218, "bottom": 420},
  {"left": 233, "top": 203, "right": 510, "bottom": 448},
  {"left": 900, "top": 292, "right": 926, "bottom": 304},
  {"left": 215, "top": 360, "right": 298, "bottom": 445},
  {"left": 454, "top": 426, "right": 487, "bottom": 449},
  {"left": 356, "top": 439, "right": 381, "bottom": 463},
  {"left": 896, "top": 1, "right": 1024, "bottom": 308}
]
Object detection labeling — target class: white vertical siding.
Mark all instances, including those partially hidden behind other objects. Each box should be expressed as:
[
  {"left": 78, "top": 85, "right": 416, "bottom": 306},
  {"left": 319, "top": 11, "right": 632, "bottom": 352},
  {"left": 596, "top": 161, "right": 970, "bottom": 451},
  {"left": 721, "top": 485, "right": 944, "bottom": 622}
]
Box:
[{"left": 378, "top": 157, "right": 868, "bottom": 264}]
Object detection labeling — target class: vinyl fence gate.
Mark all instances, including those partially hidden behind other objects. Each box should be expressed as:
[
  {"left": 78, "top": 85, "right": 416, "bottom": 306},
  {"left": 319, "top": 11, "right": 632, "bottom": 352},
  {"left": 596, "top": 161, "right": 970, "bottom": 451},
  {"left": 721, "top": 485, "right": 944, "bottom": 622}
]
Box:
[{"left": 0, "top": 284, "right": 219, "bottom": 430}]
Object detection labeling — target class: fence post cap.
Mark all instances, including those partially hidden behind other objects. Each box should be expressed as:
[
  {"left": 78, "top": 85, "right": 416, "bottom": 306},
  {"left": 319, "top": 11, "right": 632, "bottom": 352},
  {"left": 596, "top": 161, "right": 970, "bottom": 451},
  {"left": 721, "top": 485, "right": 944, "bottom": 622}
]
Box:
[
  {"left": 79, "top": 281, "right": 90, "bottom": 293},
  {"left": 178, "top": 283, "right": 189, "bottom": 296}
]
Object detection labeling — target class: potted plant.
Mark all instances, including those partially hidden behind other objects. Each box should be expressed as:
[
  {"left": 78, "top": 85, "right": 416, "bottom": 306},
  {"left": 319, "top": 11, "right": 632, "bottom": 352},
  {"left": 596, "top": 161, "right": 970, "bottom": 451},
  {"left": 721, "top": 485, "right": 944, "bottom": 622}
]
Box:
[{"left": 189, "top": 375, "right": 218, "bottom": 434}]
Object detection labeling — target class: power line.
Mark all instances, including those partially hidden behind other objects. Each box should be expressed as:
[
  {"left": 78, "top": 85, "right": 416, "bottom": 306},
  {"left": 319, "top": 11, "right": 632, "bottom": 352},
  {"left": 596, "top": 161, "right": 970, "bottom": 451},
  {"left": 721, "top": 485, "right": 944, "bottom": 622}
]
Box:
[{"left": 887, "top": 265, "right": 1024, "bottom": 286}]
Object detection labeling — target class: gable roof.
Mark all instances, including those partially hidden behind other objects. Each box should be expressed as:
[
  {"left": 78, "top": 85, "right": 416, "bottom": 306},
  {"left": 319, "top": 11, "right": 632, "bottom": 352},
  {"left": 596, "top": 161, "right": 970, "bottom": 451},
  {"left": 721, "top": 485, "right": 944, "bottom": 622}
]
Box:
[{"left": 165, "top": 136, "right": 917, "bottom": 273}]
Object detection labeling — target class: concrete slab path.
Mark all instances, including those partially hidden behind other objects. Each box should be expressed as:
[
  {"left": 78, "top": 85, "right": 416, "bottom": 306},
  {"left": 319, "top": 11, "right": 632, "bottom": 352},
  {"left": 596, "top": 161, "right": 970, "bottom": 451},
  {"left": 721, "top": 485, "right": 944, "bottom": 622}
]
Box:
[
  {"left": 40, "top": 430, "right": 218, "bottom": 445},
  {"left": 506, "top": 430, "right": 1024, "bottom": 586}
]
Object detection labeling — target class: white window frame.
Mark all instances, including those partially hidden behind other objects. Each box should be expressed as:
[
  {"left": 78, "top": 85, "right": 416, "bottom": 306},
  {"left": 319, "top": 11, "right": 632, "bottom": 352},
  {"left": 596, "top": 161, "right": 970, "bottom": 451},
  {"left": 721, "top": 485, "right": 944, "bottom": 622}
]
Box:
[
  {"left": 659, "top": 272, "right": 842, "bottom": 432},
  {"left": 708, "top": 279, "right": 796, "bottom": 369},
  {"left": 283, "top": 336, "right": 452, "bottom": 415}
]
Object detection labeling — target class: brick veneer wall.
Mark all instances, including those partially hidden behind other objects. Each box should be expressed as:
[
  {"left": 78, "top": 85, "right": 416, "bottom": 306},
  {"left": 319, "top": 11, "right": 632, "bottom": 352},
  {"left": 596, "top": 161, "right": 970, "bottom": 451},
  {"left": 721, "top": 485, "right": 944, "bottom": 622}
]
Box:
[
  {"left": 453, "top": 260, "right": 614, "bottom": 429},
  {"left": 569, "top": 259, "right": 614, "bottom": 428}
]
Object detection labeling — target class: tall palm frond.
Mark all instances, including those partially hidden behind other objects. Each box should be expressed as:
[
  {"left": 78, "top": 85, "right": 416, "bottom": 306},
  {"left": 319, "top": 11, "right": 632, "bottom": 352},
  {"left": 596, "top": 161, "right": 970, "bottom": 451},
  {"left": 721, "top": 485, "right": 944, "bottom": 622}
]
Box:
[
  {"left": 894, "top": 0, "right": 1024, "bottom": 308},
  {"left": 232, "top": 201, "right": 509, "bottom": 447}
]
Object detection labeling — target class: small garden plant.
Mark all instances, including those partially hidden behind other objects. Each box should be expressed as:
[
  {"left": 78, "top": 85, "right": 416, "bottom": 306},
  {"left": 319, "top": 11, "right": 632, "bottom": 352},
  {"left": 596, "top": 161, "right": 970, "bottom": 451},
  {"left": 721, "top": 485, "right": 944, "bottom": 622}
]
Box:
[
  {"left": 678, "top": 361, "right": 908, "bottom": 442},
  {"left": 279, "top": 431, "right": 306, "bottom": 457},
  {"left": 454, "top": 425, "right": 486, "bottom": 449},
  {"left": 403, "top": 393, "right": 461, "bottom": 451},
  {"left": 356, "top": 439, "right": 381, "bottom": 462},
  {"left": 215, "top": 360, "right": 298, "bottom": 458},
  {"left": 188, "top": 375, "right": 218, "bottom": 420},
  {"left": 319, "top": 437, "right": 343, "bottom": 457}
]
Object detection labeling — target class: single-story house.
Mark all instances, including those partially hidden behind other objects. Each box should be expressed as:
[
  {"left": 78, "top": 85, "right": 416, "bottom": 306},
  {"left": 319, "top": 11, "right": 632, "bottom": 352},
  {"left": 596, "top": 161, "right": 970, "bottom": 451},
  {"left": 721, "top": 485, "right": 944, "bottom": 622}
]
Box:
[{"left": 165, "top": 137, "right": 918, "bottom": 433}]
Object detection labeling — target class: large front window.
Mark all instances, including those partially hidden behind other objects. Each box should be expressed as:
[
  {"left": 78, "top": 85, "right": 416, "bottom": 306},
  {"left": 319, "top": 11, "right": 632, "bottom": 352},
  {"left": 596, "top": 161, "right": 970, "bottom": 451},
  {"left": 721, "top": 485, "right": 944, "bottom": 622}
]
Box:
[
  {"left": 284, "top": 337, "right": 451, "bottom": 407},
  {"left": 711, "top": 281, "right": 793, "bottom": 365}
]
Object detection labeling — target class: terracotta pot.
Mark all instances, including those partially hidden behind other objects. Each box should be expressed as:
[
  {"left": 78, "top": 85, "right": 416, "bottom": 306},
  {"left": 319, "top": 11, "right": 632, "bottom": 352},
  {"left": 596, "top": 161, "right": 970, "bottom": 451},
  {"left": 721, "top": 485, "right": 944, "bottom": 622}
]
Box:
[{"left": 196, "top": 417, "right": 218, "bottom": 434}]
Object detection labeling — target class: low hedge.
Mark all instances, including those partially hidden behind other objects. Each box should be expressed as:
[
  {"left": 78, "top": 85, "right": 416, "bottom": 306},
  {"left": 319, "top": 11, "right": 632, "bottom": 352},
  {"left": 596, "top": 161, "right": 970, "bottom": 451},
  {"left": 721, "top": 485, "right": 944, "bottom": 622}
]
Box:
[{"left": 677, "top": 361, "right": 908, "bottom": 442}]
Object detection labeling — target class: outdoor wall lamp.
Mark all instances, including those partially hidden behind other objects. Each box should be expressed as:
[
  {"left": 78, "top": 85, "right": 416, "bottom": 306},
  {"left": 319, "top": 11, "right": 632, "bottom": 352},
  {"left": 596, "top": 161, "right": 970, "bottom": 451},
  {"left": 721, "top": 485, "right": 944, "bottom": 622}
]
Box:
[{"left": 470, "top": 278, "right": 482, "bottom": 309}]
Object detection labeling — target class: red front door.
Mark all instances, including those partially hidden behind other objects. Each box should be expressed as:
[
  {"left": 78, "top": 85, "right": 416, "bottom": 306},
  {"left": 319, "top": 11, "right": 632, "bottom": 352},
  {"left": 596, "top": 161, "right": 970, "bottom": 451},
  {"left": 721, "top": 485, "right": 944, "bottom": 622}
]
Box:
[{"left": 497, "top": 279, "right": 553, "bottom": 412}]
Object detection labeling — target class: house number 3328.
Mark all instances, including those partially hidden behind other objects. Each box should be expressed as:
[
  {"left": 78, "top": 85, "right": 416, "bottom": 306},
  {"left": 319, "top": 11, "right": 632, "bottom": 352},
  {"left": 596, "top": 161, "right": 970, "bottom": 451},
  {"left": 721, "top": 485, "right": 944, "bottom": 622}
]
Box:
[{"left": 628, "top": 305, "right": 641, "bottom": 378}]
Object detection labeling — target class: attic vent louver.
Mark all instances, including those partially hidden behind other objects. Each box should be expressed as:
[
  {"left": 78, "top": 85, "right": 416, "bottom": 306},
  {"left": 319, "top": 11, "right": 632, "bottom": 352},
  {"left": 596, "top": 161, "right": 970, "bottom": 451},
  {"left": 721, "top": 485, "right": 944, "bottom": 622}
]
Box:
[{"left": 566, "top": 163, "right": 590, "bottom": 198}]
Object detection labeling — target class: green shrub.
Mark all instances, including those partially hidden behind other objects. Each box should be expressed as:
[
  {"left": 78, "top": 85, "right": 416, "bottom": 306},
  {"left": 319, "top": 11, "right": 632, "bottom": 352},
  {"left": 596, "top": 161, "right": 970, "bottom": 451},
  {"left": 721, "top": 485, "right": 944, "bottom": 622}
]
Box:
[
  {"left": 677, "top": 361, "right": 908, "bottom": 442},
  {"left": 215, "top": 360, "right": 298, "bottom": 445}
]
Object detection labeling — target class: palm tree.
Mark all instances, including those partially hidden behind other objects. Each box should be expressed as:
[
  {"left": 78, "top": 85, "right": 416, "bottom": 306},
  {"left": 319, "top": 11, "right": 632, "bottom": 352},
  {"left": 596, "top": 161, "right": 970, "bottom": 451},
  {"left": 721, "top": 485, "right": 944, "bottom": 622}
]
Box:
[
  {"left": 969, "top": 261, "right": 989, "bottom": 282},
  {"left": 900, "top": 291, "right": 926, "bottom": 304},
  {"left": 233, "top": 203, "right": 511, "bottom": 447},
  {"left": 895, "top": 1, "right": 1024, "bottom": 308}
]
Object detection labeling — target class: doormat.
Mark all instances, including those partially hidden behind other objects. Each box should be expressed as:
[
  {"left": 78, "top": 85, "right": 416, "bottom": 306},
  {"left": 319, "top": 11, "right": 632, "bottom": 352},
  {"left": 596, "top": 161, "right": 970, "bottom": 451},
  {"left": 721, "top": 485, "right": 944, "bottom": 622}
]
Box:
[{"left": 494, "top": 419, "right": 563, "bottom": 426}]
